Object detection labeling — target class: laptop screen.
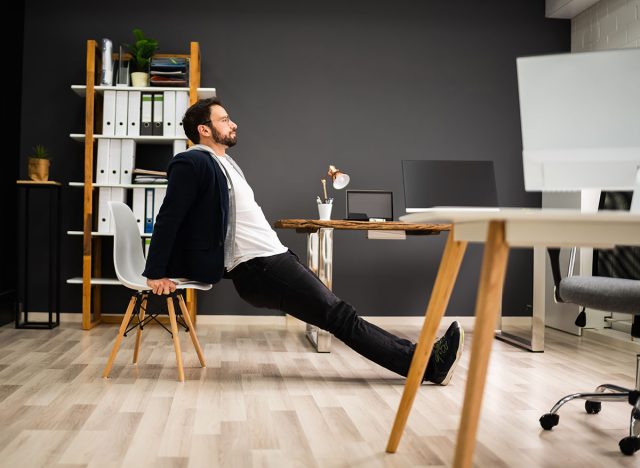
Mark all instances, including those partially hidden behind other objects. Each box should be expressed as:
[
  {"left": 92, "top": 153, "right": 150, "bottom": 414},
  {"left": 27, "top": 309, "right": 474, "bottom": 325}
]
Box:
[
  {"left": 402, "top": 160, "right": 498, "bottom": 212},
  {"left": 346, "top": 190, "right": 394, "bottom": 221}
]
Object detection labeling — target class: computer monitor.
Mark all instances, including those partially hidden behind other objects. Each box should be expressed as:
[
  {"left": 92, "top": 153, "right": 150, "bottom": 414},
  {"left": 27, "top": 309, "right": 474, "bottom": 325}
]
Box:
[
  {"left": 516, "top": 48, "right": 640, "bottom": 212},
  {"left": 402, "top": 160, "right": 498, "bottom": 212}
]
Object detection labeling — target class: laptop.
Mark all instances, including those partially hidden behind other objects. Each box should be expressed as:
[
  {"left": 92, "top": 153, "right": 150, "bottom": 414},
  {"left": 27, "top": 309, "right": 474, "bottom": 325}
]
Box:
[
  {"left": 345, "top": 190, "right": 394, "bottom": 221},
  {"left": 402, "top": 160, "right": 499, "bottom": 213}
]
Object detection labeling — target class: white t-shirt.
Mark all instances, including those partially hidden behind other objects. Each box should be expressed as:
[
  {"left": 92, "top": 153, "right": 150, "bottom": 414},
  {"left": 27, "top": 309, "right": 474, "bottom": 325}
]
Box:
[{"left": 214, "top": 154, "right": 287, "bottom": 270}]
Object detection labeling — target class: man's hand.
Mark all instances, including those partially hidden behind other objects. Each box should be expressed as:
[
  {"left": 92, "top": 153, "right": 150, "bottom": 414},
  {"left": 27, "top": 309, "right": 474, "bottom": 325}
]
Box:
[{"left": 146, "top": 278, "right": 177, "bottom": 295}]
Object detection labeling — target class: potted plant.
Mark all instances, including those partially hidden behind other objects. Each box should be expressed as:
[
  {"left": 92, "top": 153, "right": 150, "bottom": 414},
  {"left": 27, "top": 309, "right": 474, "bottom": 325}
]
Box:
[
  {"left": 126, "top": 28, "right": 159, "bottom": 87},
  {"left": 28, "top": 145, "right": 51, "bottom": 181}
]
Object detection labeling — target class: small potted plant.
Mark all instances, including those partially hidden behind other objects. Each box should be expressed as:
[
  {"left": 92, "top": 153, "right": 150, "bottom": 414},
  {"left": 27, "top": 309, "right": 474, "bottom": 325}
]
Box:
[
  {"left": 28, "top": 144, "right": 51, "bottom": 181},
  {"left": 126, "top": 28, "right": 159, "bottom": 87}
]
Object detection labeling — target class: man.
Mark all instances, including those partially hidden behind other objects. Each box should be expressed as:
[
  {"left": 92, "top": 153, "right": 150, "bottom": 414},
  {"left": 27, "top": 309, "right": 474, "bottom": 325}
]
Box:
[{"left": 143, "top": 98, "right": 463, "bottom": 385}]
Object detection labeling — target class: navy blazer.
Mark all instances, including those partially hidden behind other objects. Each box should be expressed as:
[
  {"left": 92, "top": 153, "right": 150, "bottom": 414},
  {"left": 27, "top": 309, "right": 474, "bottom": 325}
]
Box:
[{"left": 142, "top": 149, "right": 229, "bottom": 284}]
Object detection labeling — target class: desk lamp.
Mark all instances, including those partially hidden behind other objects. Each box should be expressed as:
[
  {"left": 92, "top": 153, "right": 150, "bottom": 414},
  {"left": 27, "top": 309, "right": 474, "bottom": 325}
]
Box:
[
  {"left": 328, "top": 165, "right": 350, "bottom": 189},
  {"left": 320, "top": 165, "right": 350, "bottom": 205}
]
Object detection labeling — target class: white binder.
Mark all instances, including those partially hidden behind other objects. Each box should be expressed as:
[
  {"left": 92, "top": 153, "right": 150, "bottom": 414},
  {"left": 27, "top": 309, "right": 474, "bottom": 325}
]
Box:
[
  {"left": 127, "top": 91, "right": 141, "bottom": 136},
  {"left": 175, "top": 91, "right": 189, "bottom": 138},
  {"left": 97, "top": 187, "right": 111, "bottom": 233},
  {"left": 107, "top": 139, "right": 122, "bottom": 185},
  {"left": 173, "top": 139, "right": 187, "bottom": 155},
  {"left": 110, "top": 187, "right": 127, "bottom": 202},
  {"left": 162, "top": 91, "right": 176, "bottom": 137},
  {"left": 109, "top": 189, "right": 127, "bottom": 233},
  {"left": 152, "top": 93, "right": 164, "bottom": 136},
  {"left": 95, "top": 139, "right": 110, "bottom": 184},
  {"left": 153, "top": 187, "right": 167, "bottom": 227},
  {"left": 132, "top": 187, "right": 145, "bottom": 234},
  {"left": 102, "top": 90, "right": 116, "bottom": 136},
  {"left": 114, "top": 90, "right": 128, "bottom": 137},
  {"left": 120, "top": 139, "right": 136, "bottom": 185}
]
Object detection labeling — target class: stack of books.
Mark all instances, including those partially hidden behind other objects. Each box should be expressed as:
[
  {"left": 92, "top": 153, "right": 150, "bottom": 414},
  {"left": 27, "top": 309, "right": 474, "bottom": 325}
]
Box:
[
  {"left": 150, "top": 57, "right": 188, "bottom": 87},
  {"left": 133, "top": 168, "right": 168, "bottom": 184}
]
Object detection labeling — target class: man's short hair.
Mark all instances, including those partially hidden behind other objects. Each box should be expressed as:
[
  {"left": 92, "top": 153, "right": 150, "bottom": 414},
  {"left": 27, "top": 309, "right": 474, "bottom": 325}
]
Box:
[{"left": 182, "top": 97, "right": 223, "bottom": 144}]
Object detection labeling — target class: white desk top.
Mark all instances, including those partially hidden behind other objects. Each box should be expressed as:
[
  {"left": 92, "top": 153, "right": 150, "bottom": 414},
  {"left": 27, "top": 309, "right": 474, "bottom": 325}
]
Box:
[
  {"left": 400, "top": 208, "right": 640, "bottom": 248},
  {"left": 400, "top": 208, "right": 640, "bottom": 224}
]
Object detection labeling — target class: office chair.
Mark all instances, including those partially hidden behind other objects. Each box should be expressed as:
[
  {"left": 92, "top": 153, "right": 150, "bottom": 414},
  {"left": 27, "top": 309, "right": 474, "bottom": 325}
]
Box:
[
  {"left": 539, "top": 248, "right": 640, "bottom": 455},
  {"left": 102, "top": 201, "right": 211, "bottom": 382}
]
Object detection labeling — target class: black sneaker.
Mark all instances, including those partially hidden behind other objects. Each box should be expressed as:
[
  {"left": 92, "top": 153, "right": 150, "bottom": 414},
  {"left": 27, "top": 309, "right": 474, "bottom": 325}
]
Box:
[{"left": 425, "top": 321, "right": 464, "bottom": 385}]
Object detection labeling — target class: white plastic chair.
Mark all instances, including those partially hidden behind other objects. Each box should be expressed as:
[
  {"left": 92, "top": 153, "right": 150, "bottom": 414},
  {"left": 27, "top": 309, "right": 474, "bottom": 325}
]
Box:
[{"left": 102, "top": 201, "right": 211, "bottom": 382}]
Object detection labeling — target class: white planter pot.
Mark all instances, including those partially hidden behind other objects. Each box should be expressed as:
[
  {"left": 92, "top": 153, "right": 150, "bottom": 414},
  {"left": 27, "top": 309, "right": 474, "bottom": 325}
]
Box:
[{"left": 131, "top": 72, "right": 150, "bottom": 87}]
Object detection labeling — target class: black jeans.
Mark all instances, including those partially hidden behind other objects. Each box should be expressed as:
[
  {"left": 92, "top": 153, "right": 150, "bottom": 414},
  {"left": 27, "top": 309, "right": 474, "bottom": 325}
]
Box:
[{"left": 227, "top": 250, "right": 435, "bottom": 379}]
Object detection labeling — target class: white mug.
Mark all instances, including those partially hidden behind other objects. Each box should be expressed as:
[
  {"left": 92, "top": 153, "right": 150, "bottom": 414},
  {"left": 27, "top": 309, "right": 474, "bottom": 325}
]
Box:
[{"left": 318, "top": 203, "right": 332, "bottom": 220}]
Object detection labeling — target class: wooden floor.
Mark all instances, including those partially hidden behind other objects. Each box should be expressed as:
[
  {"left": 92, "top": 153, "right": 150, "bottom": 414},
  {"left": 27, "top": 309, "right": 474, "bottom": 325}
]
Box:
[{"left": 0, "top": 319, "right": 638, "bottom": 468}]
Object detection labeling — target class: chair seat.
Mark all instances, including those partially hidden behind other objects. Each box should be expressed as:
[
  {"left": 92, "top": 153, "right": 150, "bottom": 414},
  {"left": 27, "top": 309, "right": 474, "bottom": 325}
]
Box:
[
  {"left": 122, "top": 273, "right": 213, "bottom": 292},
  {"left": 559, "top": 276, "right": 640, "bottom": 314}
]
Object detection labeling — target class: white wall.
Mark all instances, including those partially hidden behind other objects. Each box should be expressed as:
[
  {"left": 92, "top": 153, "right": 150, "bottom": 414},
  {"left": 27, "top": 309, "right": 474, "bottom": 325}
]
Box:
[{"left": 572, "top": 0, "right": 639, "bottom": 51}]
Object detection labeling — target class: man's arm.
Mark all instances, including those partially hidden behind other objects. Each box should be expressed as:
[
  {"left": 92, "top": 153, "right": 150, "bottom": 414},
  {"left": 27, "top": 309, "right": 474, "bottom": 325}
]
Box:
[{"left": 142, "top": 154, "right": 200, "bottom": 281}]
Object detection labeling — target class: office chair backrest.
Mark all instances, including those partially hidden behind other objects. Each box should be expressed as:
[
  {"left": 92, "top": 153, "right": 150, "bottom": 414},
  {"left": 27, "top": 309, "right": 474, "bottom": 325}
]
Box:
[{"left": 109, "top": 201, "right": 148, "bottom": 291}]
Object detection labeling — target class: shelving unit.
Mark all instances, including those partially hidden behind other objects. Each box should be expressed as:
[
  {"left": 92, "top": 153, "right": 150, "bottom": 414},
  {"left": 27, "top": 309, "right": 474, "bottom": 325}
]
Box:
[{"left": 71, "top": 40, "right": 213, "bottom": 330}]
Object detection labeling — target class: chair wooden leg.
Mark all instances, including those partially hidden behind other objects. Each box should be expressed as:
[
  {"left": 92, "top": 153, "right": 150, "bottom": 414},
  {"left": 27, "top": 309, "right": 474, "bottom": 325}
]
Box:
[
  {"left": 167, "top": 296, "right": 185, "bottom": 382},
  {"left": 453, "top": 221, "right": 510, "bottom": 468},
  {"left": 103, "top": 295, "right": 138, "bottom": 378},
  {"left": 178, "top": 294, "right": 206, "bottom": 368},
  {"left": 387, "top": 229, "right": 468, "bottom": 453},
  {"left": 133, "top": 294, "right": 148, "bottom": 364}
]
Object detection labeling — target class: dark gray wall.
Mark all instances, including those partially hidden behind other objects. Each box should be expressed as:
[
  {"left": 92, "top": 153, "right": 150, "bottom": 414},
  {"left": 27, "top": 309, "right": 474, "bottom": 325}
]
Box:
[{"left": 20, "top": 0, "right": 569, "bottom": 316}]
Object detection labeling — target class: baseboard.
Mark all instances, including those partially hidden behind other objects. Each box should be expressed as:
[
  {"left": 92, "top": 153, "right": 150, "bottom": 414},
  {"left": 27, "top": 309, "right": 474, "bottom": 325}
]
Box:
[{"left": 21, "top": 312, "right": 477, "bottom": 329}]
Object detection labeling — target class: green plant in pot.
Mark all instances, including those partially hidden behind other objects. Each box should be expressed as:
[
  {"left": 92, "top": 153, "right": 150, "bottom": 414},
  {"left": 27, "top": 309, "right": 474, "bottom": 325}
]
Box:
[
  {"left": 126, "top": 28, "right": 159, "bottom": 87},
  {"left": 28, "top": 144, "right": 52, "bottom": 181}
]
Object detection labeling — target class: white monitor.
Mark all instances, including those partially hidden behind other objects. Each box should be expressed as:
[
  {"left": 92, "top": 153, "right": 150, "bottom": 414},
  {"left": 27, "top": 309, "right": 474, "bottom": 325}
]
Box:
[{"left": 516, "top": 48, "right": 640, "bottom": 207}]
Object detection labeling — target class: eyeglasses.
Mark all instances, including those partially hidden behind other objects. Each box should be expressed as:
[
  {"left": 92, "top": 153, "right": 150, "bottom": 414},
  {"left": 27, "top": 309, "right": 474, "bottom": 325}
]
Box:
[{"left": 202, "top": 116, "right": 233, "bottom": 126}]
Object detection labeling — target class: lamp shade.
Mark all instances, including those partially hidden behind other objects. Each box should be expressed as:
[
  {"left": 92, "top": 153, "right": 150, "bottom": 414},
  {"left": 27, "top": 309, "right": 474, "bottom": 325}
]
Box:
[
  {"left": 328, "top": 165, "right": 350, "bottom": 189},
  {"left": 333, "top": 172, "right": 350, "bottom": 189}
]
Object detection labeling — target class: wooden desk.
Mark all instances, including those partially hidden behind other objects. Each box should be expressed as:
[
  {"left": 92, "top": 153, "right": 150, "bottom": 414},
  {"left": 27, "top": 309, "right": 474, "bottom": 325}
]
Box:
[
  {"left": 274, "top": 219, "right": 449, "bottom": 352},
  {"left": 386, "top": 208, "right": 640, "bottom": 467}
]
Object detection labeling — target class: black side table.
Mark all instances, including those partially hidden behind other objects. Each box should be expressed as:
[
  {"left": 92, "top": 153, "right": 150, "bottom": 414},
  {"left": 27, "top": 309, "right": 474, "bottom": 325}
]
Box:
[{"left": 16, "top": 180, "right": 61, "bottom": 329}]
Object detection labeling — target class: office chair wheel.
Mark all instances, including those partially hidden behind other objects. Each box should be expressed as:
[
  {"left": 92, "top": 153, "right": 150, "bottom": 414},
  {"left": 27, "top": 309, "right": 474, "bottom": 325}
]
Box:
[
  {"left": 619, "top": 436, "right": 640, "bottom": 455},
  {"left": 539, "top": 413, "right": 559, "bottom": 430},
  {"left": 584, "top": 401, "right": 601, "bottom": 414}
]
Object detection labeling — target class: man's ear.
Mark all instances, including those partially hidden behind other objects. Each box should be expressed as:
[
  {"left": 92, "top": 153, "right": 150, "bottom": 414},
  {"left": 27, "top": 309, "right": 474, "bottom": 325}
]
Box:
[{"left": 198, "top": 124, "right": 210, "bottom": 138}]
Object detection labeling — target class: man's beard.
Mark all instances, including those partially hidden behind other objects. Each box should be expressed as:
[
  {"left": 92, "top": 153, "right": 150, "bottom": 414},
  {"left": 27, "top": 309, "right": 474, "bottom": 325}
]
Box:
[{"left": 212, "top": 126, "right": 237, "bottom": 147}]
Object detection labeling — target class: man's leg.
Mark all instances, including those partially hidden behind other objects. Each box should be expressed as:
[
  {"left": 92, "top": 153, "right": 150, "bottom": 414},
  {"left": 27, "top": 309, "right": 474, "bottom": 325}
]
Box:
[{"left": 228, "top": 251, "right": 462, "bottom": 382}]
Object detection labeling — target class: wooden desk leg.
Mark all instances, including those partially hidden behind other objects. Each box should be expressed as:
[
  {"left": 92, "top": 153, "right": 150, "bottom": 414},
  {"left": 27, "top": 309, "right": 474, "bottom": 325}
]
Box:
[
  {"left": 386, "top": 229, "right": 467, "bottom": 453},
  {"left": 453, "top": 221, "right": 509, "bottom": 468}
]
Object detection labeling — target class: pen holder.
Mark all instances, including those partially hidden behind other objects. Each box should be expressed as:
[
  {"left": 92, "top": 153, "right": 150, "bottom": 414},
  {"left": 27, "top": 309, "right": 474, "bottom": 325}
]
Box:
[{"left": 318, "top": 203, "right": 332, "bottom": 220}]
